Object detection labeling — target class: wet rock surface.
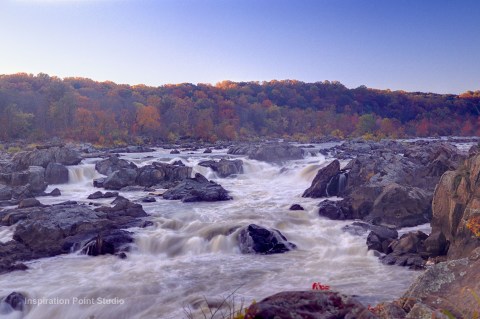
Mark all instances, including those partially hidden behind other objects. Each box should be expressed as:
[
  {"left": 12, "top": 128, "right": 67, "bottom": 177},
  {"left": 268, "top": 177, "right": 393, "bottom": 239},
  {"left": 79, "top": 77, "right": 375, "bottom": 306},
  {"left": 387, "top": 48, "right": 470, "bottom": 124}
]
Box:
[{"left": 238, "top": 224, "right": 296, "bottom": 254}]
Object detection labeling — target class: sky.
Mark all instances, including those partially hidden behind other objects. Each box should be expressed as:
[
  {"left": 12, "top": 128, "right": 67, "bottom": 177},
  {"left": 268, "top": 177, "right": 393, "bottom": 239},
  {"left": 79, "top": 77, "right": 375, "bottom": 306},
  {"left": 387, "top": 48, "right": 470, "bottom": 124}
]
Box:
[{"left": 0, "top": 0, "right": 479, "bottom": 94}]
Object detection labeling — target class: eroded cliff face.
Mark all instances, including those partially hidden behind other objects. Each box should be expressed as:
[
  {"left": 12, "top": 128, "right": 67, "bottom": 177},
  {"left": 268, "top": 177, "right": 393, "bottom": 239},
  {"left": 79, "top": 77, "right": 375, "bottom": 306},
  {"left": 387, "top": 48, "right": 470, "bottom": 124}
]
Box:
[{"left": 432, "top": 153, "right": 480, "bottom": 259}]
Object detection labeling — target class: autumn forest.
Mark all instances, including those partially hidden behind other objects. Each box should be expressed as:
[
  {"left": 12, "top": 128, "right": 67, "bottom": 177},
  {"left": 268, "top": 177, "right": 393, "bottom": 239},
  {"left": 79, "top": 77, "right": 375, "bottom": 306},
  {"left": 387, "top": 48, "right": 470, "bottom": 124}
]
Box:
[{"left": 0, "top": 73, "right": 479, "bottom": 145}]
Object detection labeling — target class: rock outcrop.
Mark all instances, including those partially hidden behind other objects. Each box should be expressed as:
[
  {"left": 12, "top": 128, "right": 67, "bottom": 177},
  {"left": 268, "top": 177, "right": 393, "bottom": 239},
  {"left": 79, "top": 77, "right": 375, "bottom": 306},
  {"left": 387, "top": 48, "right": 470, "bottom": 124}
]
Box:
[
  {"left": 0, "top": 199, "right": 149, "bottom": 274},
  {"left": 307, "top": 141, "right": 464, "bottom": 228},
  {"left": 401, "top": 248, "right": 480, "bottom": 318},
  {"left": 430, "top": 153, "right": 480, "bottom": 259}
]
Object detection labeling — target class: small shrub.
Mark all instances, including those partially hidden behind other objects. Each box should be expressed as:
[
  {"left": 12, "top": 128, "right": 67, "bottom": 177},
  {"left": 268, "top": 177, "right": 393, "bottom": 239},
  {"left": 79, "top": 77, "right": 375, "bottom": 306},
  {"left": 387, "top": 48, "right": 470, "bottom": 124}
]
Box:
[{"left": 7, "top": 146, "right": 21, "bottom": 153}]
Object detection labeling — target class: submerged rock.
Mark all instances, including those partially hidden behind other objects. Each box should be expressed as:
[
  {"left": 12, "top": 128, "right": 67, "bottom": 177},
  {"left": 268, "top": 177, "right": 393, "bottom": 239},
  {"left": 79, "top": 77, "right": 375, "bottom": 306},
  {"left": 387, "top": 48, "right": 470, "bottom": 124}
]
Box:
[
  {"left": 238, "top": 224, "right": 296, "bottom": 254},
  {"left": 162, "top": 173, "right": 232, "bottom": 202},
  {"left": 244, "top": 291, "right": 376, "bottom": 319}
]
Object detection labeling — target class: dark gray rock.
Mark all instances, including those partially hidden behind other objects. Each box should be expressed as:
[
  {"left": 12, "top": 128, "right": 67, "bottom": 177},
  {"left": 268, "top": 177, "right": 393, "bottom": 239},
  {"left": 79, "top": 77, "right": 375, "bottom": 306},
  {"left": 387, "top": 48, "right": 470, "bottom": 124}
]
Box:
[
  {"left": 289, "top": 204, "right": 304, "bottom": 211},
  {"left": 95, "top": 156, "right": 137, "bottom": 176},
  {"left": 81, "top": 230, "right": 133, "bottom": 256},
  {"left": 163, "top": 173, "right": 232, "bottom": 202},
  {"left": 198, "top": 159, "right": 243, "bottom": 177},
  {"left": 18, "top": 198, "right": 41, "bottom": 208},
  {"left": 318, "top": 200, "right": 347, "bottom": 220},
  {"left": 93, "top": 178, "right": 105, "bottom": 188},
  {"left": 45, "top": 162, "right": 69, "bottom": 184},
  {"left": 141, "top": 196, "right": 156, "bottom": 203},
  {"left": 0, "top": 185, "right": 12, "bottom": 201},
  {"left": 170, "top": 149, "right": 180, "bottom": 154},
  {"left": 244, "top": 291, "right": 376, "bottom": 319},
  {"left": 424, "top": 231, "right": 448, "bottom": 257},
  {"left": 136, "top": 162, "right": 191, "bottom": 188},
  {"left": 228, "top": 143, "right": 304, "bottom": 163},
  {"left": 3, "top": 292, "right": 26, "bottom": 312},
  {"left": 46, "top": 188, "right": 61, "bottom": 197},
  {"left": 379, "top": 231, "right": 429, "bottom": 269},
  {"left": 366, "top": 225, "right": 399, "bottom": 254},
  {"left": 103, "top": 168, "right": 138, "bottom": 190},
  {"left": 0, "top": 199, "right": 148, "bottom": 274},
  {"left": 238, "top": 224, "right": 296, "bottom": 254},
  {"left": 303, "top": 160, "right": 340, "bottom": 198},
  {"left": 13, "top": 146, "right": 82, "bottom": 171}
]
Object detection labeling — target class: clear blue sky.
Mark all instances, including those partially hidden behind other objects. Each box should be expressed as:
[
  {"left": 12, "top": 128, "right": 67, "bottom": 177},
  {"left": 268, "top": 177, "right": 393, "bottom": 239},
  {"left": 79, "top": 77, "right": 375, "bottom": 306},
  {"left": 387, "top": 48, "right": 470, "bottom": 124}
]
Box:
[{"left": 0, "top": 0, "right": 479, "bottom": 94}]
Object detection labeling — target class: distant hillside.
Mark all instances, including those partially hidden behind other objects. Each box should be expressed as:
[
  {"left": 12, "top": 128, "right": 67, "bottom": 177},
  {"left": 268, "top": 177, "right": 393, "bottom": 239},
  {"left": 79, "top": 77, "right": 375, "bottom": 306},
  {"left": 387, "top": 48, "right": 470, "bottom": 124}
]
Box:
[{"left": 0, "top": 73, "right": 479, "bottom": 144}]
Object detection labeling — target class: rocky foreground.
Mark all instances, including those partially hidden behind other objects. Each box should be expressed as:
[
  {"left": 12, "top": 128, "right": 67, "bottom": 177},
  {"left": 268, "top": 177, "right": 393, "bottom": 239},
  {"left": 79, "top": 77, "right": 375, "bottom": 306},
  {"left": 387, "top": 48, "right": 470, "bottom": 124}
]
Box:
[{"left": 0, "top": 139, "right": 479, "bottom": 318}]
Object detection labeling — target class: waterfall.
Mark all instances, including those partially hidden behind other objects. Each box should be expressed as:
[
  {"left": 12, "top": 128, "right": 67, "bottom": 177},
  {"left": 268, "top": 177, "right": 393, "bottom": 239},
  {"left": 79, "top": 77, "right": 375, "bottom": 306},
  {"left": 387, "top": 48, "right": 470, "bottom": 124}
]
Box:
[{"left": 67, "top": 164, "right": 102, "bottom": 184}]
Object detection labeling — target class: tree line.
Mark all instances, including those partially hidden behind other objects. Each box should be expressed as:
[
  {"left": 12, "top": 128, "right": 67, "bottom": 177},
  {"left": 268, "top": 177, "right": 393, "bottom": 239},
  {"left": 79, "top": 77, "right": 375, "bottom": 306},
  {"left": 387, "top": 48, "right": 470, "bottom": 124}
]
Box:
[{"left": 0, "top": 73, "right": 479, "bottom": 144}]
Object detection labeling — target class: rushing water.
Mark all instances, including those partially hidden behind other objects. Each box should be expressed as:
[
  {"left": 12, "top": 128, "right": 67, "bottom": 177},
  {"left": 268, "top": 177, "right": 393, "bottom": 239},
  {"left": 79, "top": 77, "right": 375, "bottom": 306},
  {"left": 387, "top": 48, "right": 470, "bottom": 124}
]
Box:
[{"left": 0, "top": 147, "right": 425, "bottom": 319}]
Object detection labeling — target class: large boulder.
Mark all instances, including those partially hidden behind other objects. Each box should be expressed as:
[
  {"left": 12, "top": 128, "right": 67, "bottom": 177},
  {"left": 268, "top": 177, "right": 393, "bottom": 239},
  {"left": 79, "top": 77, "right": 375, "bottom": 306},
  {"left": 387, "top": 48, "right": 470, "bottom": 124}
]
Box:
[
  {"left": 0, "top": 199, "right": 148, "bottom": 273},
  {"left": 431, "top": 153, "right": 480, "bottom": 259},
  {"left": 198, "top": 159, "right": 243, "bottom": 177},
  {"left": 136, "top": 162, "right": 191, "bottom": 188},
  {"left": 103, "top": 168, "right": 138, "bottom": 190},
  {"left": 303, "top": 160, "right": 340, "bottom": 198},
  {"left": 380, "top": 231, "right": 429, "bottom": 269},
  {"left": 11, "top": 166, "right": 47, "bottom": 194},
  {"left": 318, "top": 200, "right": 348, "bottom": 220},
  {"left": 81, "top": 229, "right": 133, "bottom": 256},
  {"left": 228, "top": 143, "right": 304, "bottom": 163},
  {"left": 95, "top": 156, "right": 137, "bottom": 176},
  {"left": 45, "top": 162, "right": 69, "bottom": 184},
  {"left": 162, "top": 173, "right": 232, "bottom": 202},
  {"left": 365, "top": 183, "right": 432, "bottom": 228},
  {"left": 402, "top": 248, "right": 480, "bottom": 318},
  {"left": 13, "top": 146, "right": 82, "bottom": 171},
  {"left": 366, "top": 226, "right": 398, "bottom": 254},
  {"left": 244, "top": 291, "right": 376, "bottom": 319},
  {"left": 238, "top": 224, "right": 296, "bottom": 254}
]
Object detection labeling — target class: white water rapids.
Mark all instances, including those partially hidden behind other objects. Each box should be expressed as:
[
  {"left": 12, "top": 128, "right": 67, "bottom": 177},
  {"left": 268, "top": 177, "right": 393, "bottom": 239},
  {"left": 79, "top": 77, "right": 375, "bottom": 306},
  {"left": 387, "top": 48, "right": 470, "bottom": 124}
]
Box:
[{"left": 0, "top": 147, "right": 425, "bottom": 319}]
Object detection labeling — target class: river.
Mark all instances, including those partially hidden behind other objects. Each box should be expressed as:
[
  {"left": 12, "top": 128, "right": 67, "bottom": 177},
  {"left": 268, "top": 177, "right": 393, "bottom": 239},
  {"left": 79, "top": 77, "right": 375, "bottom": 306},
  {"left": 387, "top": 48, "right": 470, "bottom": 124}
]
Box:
[{"left": 0, "top": 146, "right": 426, "bottom": 319}]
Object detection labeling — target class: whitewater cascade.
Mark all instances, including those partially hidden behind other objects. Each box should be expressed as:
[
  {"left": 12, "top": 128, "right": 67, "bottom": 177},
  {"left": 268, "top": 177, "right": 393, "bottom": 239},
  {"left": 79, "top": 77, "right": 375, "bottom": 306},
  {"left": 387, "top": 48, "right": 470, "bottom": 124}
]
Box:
[{"left": 0, "top": 147, "right": 424, "bottom": 319}]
